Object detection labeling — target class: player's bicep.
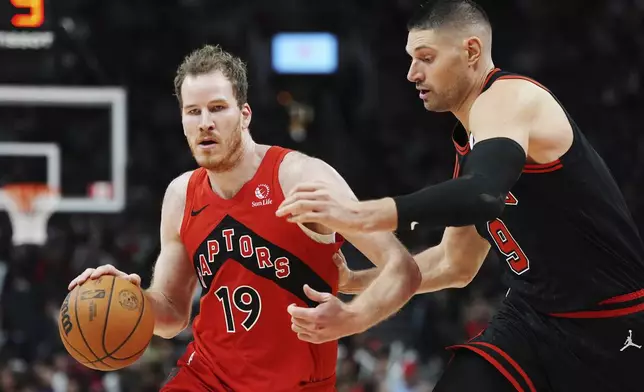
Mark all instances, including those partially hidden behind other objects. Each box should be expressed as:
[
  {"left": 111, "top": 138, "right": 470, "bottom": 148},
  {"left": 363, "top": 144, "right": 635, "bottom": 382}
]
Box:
[
  {"left": 282, "top": 155, "right": 408, "bottom": 266},
  {"left": 280, "top": 153, "right": 358, "bottom": 202},
  {"left": 149, "top": 178, "right": 197, "bottom": 315},
  {"left": 470, "top": 80, "right": 536, "bottom": 153}
]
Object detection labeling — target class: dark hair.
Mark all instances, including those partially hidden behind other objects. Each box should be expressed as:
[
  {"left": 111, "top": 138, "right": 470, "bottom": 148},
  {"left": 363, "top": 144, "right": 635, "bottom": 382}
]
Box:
[
  {"left": 174, "top": 45, "right": 248, "bottom": 108},
  {"left": 407, "top": 0, "right": 491, "bottom": 31}
]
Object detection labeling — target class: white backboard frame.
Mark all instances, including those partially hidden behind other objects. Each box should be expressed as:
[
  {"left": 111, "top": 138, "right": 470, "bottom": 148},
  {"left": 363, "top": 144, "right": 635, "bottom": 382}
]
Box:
[
  {"left": 0, "top": 142, "right": 61, "bottom": 190},
  {"left": 0, "top": 86, "right": 127, "bottom": 213}
]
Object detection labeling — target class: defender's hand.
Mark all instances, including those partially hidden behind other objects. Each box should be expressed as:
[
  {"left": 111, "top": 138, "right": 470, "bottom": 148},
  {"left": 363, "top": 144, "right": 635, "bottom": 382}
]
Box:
[
  {"left": 288, "top": 285, "right": 364, "bottom": 344},
  {"left": 68, "top": 264, "right": 141, "bottom": 291},
  {"left": 333, "top": 251, "right": 354, "bottom": 294},
  {"left": 276, "top": 182, "right": 367, "bottom": 234}
]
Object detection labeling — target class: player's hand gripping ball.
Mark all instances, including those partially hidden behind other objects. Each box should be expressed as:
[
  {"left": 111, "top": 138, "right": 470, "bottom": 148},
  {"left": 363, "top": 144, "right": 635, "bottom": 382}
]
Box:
[{"left": 58, "top": 276, "right": 155, "bottom": 371}]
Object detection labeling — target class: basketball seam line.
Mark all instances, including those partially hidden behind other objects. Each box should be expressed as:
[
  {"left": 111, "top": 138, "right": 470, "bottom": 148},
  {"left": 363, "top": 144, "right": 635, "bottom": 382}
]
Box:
[
  {"left": 74, "top": 276, "right": 115, "bottom": 369},
  {"left": 89, "top": 283, "right": 149, "bottom": 362},
  {"left": 58, "top": 293, "right": 94, "bottom": 364}
]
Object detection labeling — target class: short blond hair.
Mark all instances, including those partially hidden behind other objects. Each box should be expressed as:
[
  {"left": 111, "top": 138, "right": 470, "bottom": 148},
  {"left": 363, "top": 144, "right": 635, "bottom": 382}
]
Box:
[{"left": 174, "top": 45, "right": 248, "bottom": 108}]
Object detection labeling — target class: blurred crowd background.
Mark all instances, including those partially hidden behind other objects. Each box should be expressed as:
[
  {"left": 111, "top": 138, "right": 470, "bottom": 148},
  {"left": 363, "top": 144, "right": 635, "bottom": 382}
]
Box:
[{"left": 0, "top": 0, "right": 643, "bottom": 391}]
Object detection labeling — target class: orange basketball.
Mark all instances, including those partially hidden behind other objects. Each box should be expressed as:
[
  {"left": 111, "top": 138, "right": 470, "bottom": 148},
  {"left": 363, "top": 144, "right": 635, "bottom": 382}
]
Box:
[{"left": 58, "top": 275, "right": 155, "bottom": 371}]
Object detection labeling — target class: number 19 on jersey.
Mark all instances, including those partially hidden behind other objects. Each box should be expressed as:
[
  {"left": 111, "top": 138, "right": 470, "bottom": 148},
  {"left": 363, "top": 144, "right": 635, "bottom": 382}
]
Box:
[{"left": 215, "top": 286, "right": 262, "bottom": 332}]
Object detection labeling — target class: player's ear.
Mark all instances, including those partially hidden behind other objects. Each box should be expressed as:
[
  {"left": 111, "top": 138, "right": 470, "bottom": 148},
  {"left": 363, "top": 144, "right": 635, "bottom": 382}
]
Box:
[
  {"left": 241, "top": 103, "right": 252, "bottom": 131},
  {"left": 463, "top": 36, "right": 483, "bottom": 66}
]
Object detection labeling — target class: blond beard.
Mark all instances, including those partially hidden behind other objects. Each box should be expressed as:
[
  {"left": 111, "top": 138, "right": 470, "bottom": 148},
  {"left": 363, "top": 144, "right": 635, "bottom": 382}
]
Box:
[{"left": 192, "top": 120, "right": 244, "bottom": 173}]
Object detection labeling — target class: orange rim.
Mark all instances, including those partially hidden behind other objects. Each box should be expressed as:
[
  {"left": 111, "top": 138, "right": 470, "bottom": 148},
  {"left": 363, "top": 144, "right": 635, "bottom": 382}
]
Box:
[{"left": 2, "top": 183, "right": 59, "bottom": 212}]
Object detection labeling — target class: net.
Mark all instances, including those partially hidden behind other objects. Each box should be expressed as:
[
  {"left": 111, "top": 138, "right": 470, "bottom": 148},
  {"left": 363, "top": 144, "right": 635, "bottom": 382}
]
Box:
[{"left": 0, "top": 183, "right": 60, "bottom": 246}]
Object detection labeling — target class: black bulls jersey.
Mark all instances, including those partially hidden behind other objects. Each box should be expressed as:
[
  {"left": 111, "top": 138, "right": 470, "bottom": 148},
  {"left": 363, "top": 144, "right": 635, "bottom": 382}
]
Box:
[{"left": 453, "top": 69, "right": 644, "bottom": 315}]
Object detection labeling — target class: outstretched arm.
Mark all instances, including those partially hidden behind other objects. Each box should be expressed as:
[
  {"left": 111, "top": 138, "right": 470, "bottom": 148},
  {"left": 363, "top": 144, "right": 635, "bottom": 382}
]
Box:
[
  {"left": 278, "top": 153, "right": 421, "bottom": 343},
  {"left": 276, "top": 82, "right": 535, "bottom": 234},
  {"left": 340, "top": 226, "right": 490, "bottom": 295}
]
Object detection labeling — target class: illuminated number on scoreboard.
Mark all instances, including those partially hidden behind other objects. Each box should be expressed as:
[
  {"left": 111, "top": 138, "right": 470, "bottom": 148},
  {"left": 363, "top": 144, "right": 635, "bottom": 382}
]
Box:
[
  {"left": 11, "top": 0, "right": 44, "bottom": 28},
  {"left": 215, "top": 285, "right": 262, "bottom": 332},
  {"left": 487, "top": 218, "right": 530, "bottom": 275}
]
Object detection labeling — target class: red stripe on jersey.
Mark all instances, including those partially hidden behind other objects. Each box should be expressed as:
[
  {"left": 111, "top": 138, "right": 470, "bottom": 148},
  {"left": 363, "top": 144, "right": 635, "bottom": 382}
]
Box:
[
  {"left": 447, "top": 344, "right": 525, "bottom": 392},
  {"left": 599, "top": 289, "right": 644, "bottom": 305},
  {"left": 550, "top": 302, "right": 644, "bottom": 319},
  {"left": 471, "top": 342, "right": 537, "bottom": 392}
]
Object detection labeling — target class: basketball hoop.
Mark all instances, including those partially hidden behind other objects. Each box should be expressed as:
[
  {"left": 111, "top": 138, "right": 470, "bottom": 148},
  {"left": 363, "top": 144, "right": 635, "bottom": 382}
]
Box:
[{"left": 0, "top": 183, "right": 60, "bottom": 246}]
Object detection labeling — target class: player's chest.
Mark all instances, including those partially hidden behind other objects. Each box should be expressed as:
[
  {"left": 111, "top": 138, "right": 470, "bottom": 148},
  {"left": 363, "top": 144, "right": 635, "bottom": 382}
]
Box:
[{"left": 189, "top": 213, "right": 301, "bottom": 282}]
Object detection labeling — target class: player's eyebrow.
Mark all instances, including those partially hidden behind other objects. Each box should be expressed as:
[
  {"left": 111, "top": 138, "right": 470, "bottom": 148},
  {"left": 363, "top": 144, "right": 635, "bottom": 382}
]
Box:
[
  {"left": 183, "top": 98, "right": 229, "bottom": 110},
  {"left": 406, "top": 45, "right": 436, "bottom": 57}
]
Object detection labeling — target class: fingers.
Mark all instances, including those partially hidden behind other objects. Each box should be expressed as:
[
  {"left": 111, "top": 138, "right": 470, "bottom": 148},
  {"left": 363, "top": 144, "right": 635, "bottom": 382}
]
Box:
[
  {"left": 303, "top": 284, "right": 332, "bottom": 303},
  {"left": 276, "top": 199, "right": 326, "bottom": 218},
  {"left": 68, "top": 264, "right": 138, "bottom": 291},
  {"left": 68, "top": 268, "right": 95, "bottom": 290},
  {"left": 89, "top": 264, "right": 123, "bottom": 280},
  {"left": 290, "top": 311, "right": 323, "bottom": 343},
  {"left": 286, "top": 182, "right": 328, "bottom": 197},
  {"left": 285, "top": 212, "right": 327, "bottom": 224},
  {"left": 290, "top": 315, "right": 318, "bottom": 335},
  {"left": 287, "top": 301, "right": 337, "bottom": 344},
  {"left": 332, "top": 252, "right": 346, "bottom": 267},
  {"left": 287, "top": 303, "right": 317, "bottom": 320},
  {"left": 126, "top": 273, "right": 142, "bottom": 287}
]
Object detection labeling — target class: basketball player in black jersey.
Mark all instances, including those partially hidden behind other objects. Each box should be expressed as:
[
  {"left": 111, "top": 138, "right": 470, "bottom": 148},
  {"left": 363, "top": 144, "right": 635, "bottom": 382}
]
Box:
[{"left": 277, "top": 0, "right": 644, "bottom": 391}]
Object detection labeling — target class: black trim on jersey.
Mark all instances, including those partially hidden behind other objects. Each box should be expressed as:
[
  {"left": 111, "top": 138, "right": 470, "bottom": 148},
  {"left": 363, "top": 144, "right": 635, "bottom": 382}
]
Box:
[
  {"left": 193, "top": 215, "right": 332, "bottom": 308},
  {"left": 481, "top": 70, "right": 515, "bottom": 93}
]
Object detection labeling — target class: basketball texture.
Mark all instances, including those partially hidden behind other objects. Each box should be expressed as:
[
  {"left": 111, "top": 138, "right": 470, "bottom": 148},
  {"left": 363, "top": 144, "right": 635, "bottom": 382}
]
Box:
[{"left": 58, "top": 275, "right": 155, "bottom": 371}]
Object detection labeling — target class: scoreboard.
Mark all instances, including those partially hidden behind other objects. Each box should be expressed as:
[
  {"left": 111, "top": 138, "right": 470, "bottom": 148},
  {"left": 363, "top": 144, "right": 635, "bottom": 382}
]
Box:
[
  {"left": 1, "top": 0, "right": 54, "bottom": 50},
  {"left": 1, "top": 0, "right": 57, "bottom": 83}
]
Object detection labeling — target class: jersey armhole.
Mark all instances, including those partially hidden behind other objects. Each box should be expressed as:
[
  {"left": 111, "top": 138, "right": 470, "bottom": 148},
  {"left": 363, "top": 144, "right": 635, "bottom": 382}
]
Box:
[
  {"left": 271, "top": 147, "right": 294, "bottom": 201},
  {"left": 179, "top": 169, "right": 202, "bottom": 241},
  {"left": 495, "top": 75, "right": 569, "bottom": 174}
]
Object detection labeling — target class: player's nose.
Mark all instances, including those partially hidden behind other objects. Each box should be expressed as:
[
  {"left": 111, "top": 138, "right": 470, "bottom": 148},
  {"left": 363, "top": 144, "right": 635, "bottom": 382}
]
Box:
[
  {"left": 407, "top": 63, "right": 423, "bottom": 83},
  {"left": 198, "top": 113, "right": 215, "bottom": 132}
]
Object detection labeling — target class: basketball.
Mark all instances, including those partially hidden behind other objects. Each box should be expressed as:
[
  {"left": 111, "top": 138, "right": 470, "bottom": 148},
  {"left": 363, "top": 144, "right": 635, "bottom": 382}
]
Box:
[{"left": 58, "top": 275, "right": 155, "bottom": 371}]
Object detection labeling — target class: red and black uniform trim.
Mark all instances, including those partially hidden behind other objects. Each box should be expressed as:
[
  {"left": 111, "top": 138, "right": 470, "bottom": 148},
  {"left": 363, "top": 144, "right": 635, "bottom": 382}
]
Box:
[
  {"left": 550, "top": 289, "right": 644, "bottom": 319},
  {"left": 447, "top": 341, "right": 537, "bottom": 392}
]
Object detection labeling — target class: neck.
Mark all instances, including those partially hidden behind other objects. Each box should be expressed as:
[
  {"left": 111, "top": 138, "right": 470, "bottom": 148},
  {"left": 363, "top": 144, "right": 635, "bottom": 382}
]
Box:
[
  {"left": 452, "top": 61, "right": 495, "bottom": 132},
  {"left": 206, "top": 133, "right": 262, "bottom": 199}
]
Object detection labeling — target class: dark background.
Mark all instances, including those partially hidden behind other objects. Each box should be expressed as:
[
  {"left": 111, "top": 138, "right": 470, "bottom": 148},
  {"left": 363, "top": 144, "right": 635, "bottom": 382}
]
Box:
[{"left": 0, "top": 0, "right": 642, "bottom": 391}]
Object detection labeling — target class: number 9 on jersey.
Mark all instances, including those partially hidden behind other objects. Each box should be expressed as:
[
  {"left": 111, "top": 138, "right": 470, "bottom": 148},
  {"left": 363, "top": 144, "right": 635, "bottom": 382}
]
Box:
[{"left": 487, "top": 218, "right": 530, "bottom": 275}]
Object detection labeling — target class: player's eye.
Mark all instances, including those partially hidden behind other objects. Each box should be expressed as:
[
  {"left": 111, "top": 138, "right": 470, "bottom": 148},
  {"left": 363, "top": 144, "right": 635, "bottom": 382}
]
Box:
[
  {"left": 187, "top": 109, "right": 200, "bottom": 115},
  {"left": 210, "top": 105, "right": 226, "bottom": 112}
]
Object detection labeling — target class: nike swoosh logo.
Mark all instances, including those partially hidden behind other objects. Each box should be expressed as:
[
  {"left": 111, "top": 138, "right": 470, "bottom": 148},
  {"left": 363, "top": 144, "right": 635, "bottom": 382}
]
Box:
[
  {"left": 411, "top": 221, "right": 419, "bottom": 230},
  {"left": 191, "top": 204, "right": 209, "bottom": 217}
]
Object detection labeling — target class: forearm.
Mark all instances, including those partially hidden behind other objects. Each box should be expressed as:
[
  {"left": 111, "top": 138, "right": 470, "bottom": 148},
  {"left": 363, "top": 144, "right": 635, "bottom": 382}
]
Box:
[
  {"left": 341, "top": 268, "right": 381, "bottom": 295},
  {"left": 346, "top": 253, "right": 421, "bottom": 332},
  {"left": 343, "top": 245, "right": 469, "bottom": 295},
  {"left": 144, "top": 290, "right": 190, "bottom": 339},
  {"left": 413, "top": 245, "right": 469, "bottom": 293},
  {"left": 393, "top": 138, "right": 525, "bottom": 230}
]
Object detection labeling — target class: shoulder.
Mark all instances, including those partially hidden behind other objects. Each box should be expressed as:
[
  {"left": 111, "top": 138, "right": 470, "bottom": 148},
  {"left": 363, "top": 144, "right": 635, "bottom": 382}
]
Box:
[
  {"left": 165, "top": 170, "right": 194, "bottom": 203},
  {"left": 160, "top": 171, "right": 195, "bottom": 237},
  {"left": 162, "top": 170, "right": 195, "bottom": 218},
  {"left": 278, "top": 151, "right": 348, "bottom": 196},
  {"left": 471, "top": 78, "right": 546, "bottom": 122},
  {"left": 468, "top": 77, "right": 552, "bottom": 149}
]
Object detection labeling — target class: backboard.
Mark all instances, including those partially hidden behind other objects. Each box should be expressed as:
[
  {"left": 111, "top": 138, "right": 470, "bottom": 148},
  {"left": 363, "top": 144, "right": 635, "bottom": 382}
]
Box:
[{"left": 0, "top": 85, "right": 127, "bottom": 214}]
